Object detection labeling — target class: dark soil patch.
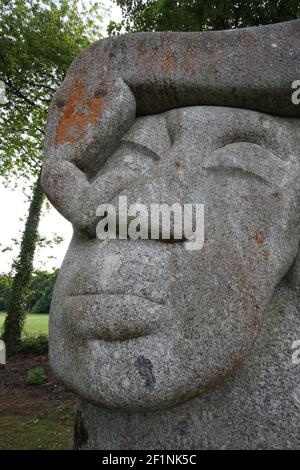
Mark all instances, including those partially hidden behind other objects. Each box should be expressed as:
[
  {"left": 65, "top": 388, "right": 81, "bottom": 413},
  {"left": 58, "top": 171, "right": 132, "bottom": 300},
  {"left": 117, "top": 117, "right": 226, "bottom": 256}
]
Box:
[{"left": 0, "top": 355, "right": 75, "bottom": 417}]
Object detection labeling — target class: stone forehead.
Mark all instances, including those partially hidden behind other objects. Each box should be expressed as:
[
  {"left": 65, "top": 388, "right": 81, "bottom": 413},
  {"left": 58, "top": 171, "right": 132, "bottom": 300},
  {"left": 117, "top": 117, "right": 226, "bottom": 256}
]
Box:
[
  {"left": 122, "top": 106, "right": 300, "bottom": 159},
  {"left": 60, "top": 20, "right": 300, "bottom": 119}
]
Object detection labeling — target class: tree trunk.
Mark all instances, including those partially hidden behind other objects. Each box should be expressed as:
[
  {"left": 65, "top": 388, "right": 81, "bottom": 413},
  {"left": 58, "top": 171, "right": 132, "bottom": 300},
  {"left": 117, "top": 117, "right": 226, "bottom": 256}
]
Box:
[{"left": 2, "top": 173, "right": 44, "bottom": 355}]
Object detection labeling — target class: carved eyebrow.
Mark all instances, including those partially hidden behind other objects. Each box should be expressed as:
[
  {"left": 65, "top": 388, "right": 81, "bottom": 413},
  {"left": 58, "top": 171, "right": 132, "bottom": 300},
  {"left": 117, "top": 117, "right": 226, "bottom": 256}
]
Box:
[
  {"left": 215, "top": 139, "right": 282, "bottom": 160},
  {"left": 120, "top": 138, "right": 161, "bottom": 161},
  {"left": 203, "top": 142, "right": 287, "bottom": 187}
]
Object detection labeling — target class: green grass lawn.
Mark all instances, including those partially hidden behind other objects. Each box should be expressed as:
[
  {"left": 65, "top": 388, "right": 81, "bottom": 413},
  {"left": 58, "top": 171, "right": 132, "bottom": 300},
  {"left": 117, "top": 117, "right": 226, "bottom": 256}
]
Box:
[
  {"left": 0, "top": 311, "right": 48, "bottom": 335},
  {"left": 0, "top": 405, "right": 75, "bottom": 450}
]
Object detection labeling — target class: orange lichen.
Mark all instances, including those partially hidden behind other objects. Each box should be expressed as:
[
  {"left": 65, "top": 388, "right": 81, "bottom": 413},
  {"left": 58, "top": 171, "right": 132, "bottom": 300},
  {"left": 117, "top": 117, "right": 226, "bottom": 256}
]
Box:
[
  {"left": 249, "top": 230, "right": 265, "bottom": 246},
  {"left": 247, "top": 315, "right": 259, "bottom": 330},
  {"left": 182, "top": 50, "right": 198, "bottom": 74},
  {"left": 162, "top": 51, "right": 177, "bottom": 71},
  {"left": 262, "top": 249, "right": 269, "bottom": 260},
  {"left": 198, "top": 346, "right": 249, "bottom": 395},
  {"left": 55, "top": 76, "right": 105, "bottom": 146}
]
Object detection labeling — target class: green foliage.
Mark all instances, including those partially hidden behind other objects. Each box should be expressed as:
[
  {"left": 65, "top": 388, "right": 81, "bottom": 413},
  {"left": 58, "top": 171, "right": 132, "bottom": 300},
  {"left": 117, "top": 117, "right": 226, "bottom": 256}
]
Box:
[
  {"left": 18, "top": 334, "right": 48, "bottom": 356},
  {"left": 0, "top": 269, "right": 58, "bottom": 313},
  {"left": 0, "top": 0, "right": 104, "bottom": 355},
  {"left": 27, "top": 269, "right": 58, "bottom": 313},
  {"left": 0, "top": 273, "right": 12, "bottom": 310},
  {"left": 1, "top": 228, "right": 64, "bottom": 263},
  {"left": 3, "top": 176, "right": 44, "bottom": 354},
  {"left": 0, "top": 312, "right": 49, "bottom": 336},
  {"left": 26, "top": 366, "right": 47, "bottom": 385},
  {"left": 0, "top": 0, "right": 103, "bottom": 180},
  {"left": 109, "top": 0, "right": 300, "bottom": 34}
]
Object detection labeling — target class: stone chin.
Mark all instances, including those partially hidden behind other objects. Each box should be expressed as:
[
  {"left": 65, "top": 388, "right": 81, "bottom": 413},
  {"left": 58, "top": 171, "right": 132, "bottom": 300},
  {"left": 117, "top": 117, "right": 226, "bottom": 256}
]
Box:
[{"left": 48, "top": 309, "right": 258, "bottom": 411}]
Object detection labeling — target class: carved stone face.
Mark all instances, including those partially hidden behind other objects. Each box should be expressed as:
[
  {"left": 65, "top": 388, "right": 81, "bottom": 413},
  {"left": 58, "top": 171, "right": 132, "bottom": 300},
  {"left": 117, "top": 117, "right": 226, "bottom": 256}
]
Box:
[{"left": 49, "top": 106, "right": 300, "bottom": 410}]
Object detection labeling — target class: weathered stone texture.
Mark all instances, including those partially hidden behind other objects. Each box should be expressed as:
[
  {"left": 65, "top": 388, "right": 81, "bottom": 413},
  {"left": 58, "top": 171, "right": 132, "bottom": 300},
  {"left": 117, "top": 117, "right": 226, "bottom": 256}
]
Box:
[{"left": 42, "top": 21, "right": 300, "bottom": 449}]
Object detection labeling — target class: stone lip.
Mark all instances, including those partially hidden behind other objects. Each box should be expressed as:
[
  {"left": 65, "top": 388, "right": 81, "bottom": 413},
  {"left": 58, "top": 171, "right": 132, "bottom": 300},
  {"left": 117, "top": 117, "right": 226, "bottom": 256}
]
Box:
[{"left": 63, "top": 292, "right": 167, "bottom": 342}]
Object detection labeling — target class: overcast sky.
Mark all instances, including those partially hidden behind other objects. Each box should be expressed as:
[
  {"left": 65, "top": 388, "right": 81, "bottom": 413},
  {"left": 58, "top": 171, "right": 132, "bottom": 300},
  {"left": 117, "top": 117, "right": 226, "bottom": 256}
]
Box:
[{"left": 0, "top": 0, "right": 122, "bottom": 274}]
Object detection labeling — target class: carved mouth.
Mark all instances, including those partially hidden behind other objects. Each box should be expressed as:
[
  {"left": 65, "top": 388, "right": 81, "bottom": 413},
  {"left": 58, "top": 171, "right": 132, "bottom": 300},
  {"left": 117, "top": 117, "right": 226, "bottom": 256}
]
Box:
[
  {"left": 67, "top": 291, "right": 166, "bottom": 306},
  {"left": 63, "top": 292, "right": 167, "bottom": 342},
  {"left": 88, "top": 332, "right": 153, "bottom": 343}
]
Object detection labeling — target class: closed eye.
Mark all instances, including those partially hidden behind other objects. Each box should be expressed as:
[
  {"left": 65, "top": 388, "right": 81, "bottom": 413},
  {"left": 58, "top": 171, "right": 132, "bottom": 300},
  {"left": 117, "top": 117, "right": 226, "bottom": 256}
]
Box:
[
  {"left": 204, "top": 165, "right": 272, "bottom": 186},
  {"left": 203, "top": 142, "right": 286, "bottom": 187},
  {"left": 87, "top": 137, "right": 162, "bottom": 203},
  {"left": 91, "top": 139, "right": 160, "bottom": 185}
]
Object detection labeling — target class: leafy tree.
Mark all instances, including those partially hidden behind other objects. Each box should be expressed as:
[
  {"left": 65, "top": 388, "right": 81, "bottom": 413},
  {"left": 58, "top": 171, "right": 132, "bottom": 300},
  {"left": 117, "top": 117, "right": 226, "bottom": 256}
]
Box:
[
  {"left": 109, "top": 0, "right": 300, "bottom": 33},
  {"left": 2, "top": 176, "right": 44, "bottom": 351},
  {"left": 27, "top": 269, "right": 58, "bottom": 313},
  {"left": 0, "top": 269, "right": 58, "bottom": 316},
  {"left": 0, "top": 0, "right": 103, "bottom": 354},
  {"left": 0, "top": 273, "right": 12, "bottom": 311}
]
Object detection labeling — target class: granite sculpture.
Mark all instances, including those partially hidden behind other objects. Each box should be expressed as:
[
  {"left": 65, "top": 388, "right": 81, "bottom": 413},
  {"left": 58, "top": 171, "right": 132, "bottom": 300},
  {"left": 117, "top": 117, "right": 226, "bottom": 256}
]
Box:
[{"left": 42, "top": 20, "right": 300, "bottom": 449}]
